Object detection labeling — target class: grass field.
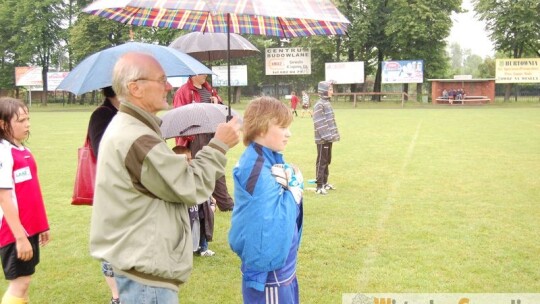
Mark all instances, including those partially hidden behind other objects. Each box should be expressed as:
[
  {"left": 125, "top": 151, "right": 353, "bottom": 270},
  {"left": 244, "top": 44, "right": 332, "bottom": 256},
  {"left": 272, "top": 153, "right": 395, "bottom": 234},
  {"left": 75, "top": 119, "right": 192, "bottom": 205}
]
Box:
[{"left": 1, "top": 101, "right": 539, "bottom": 303}]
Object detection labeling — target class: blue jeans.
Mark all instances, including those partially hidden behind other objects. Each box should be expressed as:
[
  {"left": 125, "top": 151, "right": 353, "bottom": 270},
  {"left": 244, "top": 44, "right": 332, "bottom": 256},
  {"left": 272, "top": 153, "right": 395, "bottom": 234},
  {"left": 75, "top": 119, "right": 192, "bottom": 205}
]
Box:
[{"left": 115, "top": 274, "right": 179, "bottom": 304}]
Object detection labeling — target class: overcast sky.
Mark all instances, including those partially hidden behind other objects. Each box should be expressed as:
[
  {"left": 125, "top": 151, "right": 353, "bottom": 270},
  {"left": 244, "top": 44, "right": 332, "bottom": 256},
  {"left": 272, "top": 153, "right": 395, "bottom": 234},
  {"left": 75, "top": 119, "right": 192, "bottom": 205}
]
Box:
[{"left": 446, "top": 0, "right": 495, "bottom": 58}]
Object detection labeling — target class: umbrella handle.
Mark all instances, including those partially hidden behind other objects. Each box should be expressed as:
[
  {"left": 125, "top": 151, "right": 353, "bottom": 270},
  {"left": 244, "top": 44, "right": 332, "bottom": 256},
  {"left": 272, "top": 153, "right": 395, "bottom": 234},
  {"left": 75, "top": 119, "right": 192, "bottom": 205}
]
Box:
[{"left": 226, "top": 115, "right": 233, "bottom": 122}]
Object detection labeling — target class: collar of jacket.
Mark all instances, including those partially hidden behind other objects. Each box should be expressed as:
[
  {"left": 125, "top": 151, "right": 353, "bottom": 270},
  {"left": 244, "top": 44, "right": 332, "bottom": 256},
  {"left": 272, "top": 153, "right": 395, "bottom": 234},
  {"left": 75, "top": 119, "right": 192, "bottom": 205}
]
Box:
[
  {"left": 119, "top": 101, "right": 163, "bottom": 136},
  {"left": 187, "top": 77, "right": 213, "bottom": 93}
]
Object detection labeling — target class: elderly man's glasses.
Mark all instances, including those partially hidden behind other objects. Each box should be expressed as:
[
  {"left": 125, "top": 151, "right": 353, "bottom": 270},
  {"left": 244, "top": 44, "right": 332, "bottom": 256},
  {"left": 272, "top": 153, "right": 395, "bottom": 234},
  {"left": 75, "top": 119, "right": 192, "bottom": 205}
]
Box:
[{"left": 133, "top": 77, "right": 168, "bottom": 86}]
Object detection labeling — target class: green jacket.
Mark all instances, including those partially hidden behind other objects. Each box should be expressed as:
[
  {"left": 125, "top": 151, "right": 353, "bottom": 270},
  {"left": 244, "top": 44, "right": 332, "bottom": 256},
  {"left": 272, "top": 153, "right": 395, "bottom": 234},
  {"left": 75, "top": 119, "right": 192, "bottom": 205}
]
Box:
[{"left": 90, "top": 101, "right": 229, "bottom": 291}]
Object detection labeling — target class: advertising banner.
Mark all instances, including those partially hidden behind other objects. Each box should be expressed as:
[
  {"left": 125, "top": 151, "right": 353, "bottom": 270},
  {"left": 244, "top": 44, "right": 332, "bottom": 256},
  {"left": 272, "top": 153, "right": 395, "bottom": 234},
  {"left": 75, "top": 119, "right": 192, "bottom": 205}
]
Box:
[
  {"left": 15, "top": 67, "right": 42, "bottom": 87},
  {"left": 16, "top": 67, "right": 69, "bottom": 91},
  {"left": 495, "top": 58, "right": 540, "bottom": 83},
  {"left": 47, "top": 72, "right": 69, "bottom": 90},
  {"left": 382, "top": 60, "right": 424, "bottom": 84},
  {"left": 211, "top": 65, "right": 248, "bottom": 87},
  {"left": 325, "top": 62, "right": 364, "bottom": 84},
  {"left": 265, "top": 48, "right": 311, "bottom": 75}
]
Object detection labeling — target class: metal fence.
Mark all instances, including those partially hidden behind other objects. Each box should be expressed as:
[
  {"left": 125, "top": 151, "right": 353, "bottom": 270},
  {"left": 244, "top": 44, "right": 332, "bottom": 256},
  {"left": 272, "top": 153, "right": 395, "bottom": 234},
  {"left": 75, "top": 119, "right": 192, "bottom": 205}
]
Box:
[{"left": 494, "top": 83, "right": 540, "bottom": 103}]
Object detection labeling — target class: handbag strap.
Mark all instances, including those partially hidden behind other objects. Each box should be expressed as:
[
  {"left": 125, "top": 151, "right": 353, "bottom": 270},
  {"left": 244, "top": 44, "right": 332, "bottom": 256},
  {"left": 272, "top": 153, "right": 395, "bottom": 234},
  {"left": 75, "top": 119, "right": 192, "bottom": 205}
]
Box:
[{"left": 84, "top": 133, "right": 97, "bottom": 160}]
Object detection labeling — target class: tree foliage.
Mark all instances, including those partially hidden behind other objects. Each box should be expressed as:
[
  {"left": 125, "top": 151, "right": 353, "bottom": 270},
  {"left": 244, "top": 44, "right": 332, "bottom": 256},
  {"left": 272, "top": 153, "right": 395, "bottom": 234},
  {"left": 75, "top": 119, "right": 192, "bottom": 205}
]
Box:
[
  {"left": 474, "top": 0, "right": 540, "bottom": 100},
  {"left": 13, "top": 0, "right": 65, "bottom": 104},
  {"left": 474, "top": 0, "right": 540, "bottom": 58}
]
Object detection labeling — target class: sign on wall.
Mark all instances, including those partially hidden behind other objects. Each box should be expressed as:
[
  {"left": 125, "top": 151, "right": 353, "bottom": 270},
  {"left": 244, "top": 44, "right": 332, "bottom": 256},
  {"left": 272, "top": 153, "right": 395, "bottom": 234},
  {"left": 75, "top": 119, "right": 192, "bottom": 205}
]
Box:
[
  {"left": 211, "top": 65, "right": 248, "bottom": 87},
  {"left": 495, "top": 58, "right": 540, "bottom": 83},
  {"left": 382, "top": 60, "right": 424, "bottom": 84},
  {"left": 325, "top": 62, "right": 364, "bottom": 84},
  {"left": 265, "top": 48, "right": 311, "bottom": 75}
]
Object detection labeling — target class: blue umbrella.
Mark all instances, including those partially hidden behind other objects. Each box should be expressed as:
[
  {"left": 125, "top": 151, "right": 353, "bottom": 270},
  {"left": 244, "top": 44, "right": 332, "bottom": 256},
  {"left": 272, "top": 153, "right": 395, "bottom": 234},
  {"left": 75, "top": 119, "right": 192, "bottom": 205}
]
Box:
[{"left": 57, "top": 42, "right": 213, "bottom": 95}]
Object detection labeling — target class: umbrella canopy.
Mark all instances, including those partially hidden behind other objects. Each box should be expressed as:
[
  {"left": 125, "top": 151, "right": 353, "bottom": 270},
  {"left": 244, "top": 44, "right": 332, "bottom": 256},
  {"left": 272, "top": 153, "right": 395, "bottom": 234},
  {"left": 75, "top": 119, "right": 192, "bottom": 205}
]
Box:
[
  {"left": 83, "top": 0, "right": 350, "bottom": 38},
  {"left": 57, "top": 42, "right": 213, "bottom": 95},
  {"left": 169, "top": 32, "right": 259, "bottom": 62},
  {"left": 83, "top": 0, "right": 350, "bottom": 118},
  {"left": 160, "top": 103, "right": 241, "bottom": 139}
]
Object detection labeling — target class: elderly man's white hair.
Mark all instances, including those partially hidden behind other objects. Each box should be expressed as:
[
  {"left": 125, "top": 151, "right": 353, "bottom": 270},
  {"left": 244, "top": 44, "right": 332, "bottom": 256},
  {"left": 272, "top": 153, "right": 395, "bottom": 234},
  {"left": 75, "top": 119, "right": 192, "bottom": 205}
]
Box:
[{"left": 112, "top": 52, "right": 154, "bottom": 101}]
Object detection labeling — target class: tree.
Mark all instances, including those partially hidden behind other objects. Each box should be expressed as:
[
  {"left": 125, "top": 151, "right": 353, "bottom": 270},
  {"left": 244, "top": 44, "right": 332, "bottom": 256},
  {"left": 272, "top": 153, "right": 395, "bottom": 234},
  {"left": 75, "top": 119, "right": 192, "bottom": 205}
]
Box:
[
  {"left": 0, "top": 0, "right": 18, "bottom": 92},
  {"left": 477, "top": 56, "right": 495, "bottom": 78},
  {"left": 385, "top": 0, "right": 460, "bottom": 101},
  {"left": 474, "top": 0, "right": 540, "bottom": 101},
  {"left": 333, "top": 0, "right": 460, "bottom": 101},
  {"left": 462, "top": 53, "right": 483, "bottom": 77},
  {"left": 14, "top": 0, "right": 65, "bottom": 105},
  {"left": 70, "top": 15, "right": 131, "bottom": 64}
]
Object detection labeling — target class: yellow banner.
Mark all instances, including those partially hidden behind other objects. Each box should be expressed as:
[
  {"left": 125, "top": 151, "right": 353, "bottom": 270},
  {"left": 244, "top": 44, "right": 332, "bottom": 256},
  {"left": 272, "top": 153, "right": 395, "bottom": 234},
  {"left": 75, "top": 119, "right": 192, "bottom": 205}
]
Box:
[{"left": 495, "top": 58, "right": 540, "bottom": 83}]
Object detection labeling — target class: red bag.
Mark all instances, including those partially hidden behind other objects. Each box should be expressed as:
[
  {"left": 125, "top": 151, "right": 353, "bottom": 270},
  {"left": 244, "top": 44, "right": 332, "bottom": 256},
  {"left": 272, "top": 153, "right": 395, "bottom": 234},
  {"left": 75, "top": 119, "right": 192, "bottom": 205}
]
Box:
[{"left": 71, "top": 136, "right": 96, "bottom": 206}]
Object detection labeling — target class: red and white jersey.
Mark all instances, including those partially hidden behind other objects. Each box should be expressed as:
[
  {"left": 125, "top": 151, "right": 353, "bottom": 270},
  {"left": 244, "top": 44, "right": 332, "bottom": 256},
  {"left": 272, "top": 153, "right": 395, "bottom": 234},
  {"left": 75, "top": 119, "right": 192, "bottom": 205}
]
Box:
[{"left": 0, "top": 139, "right": 49, "bottom": 247}]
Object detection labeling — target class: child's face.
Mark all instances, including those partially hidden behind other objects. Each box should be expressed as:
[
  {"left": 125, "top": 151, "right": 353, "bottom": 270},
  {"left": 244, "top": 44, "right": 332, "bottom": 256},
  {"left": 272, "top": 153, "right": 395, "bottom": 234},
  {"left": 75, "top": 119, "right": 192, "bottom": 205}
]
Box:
[
  {"left": 327, "top": 86, "right": 334, "bottom": 97},
  {"left": 255, "top": 122, "right": 291, "bottom": 152},
  {"left": 10, "top": 107, "right": 30, "bottom": 145}
]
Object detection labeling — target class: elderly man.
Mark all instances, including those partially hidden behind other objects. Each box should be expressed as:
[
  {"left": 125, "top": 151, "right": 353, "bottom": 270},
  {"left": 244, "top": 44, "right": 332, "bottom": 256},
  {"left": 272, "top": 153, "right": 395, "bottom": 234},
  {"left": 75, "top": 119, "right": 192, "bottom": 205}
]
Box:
[{"left": 89, "top": 52, "right": 240, "bottom": 303}]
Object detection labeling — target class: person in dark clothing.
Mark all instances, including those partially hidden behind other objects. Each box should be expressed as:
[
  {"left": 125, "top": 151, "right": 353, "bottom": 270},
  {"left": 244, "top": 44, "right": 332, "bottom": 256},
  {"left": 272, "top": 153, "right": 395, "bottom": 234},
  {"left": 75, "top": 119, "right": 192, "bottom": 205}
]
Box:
[
  {"left": 87, "top": 86, "right": 121, "bottom": 304},
  {"left": 88, "top": 87, "right": 120, "bottom": 155},
  {"left": 172, "top": 145, "right": 217, "bottom": 257},
  {"left": 172, "top": 75, "right": 234, "bottom": 211}
]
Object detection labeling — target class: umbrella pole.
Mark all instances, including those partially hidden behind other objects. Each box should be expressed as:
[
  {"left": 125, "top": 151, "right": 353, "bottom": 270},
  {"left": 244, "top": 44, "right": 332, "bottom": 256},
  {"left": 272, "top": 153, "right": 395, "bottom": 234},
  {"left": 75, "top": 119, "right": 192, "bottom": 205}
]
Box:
[{"left": 226, "top": 13, "right": 232, "bottom": 121}]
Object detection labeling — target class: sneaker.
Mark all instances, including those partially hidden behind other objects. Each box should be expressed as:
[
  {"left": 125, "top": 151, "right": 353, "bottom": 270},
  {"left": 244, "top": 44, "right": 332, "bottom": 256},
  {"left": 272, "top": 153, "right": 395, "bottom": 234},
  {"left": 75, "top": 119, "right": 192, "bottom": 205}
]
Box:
[
  {"left": 315, "top": 187, "right": 328, "bottom": 195},
  {"left": 110, "top": 298, "right": 121, "bottom": 304},
  {"left": 324, "top": 183, "right": 336, "bottom": 190},
  {"left": 199, "top": 249, "right": 215, "bottom": 257}
]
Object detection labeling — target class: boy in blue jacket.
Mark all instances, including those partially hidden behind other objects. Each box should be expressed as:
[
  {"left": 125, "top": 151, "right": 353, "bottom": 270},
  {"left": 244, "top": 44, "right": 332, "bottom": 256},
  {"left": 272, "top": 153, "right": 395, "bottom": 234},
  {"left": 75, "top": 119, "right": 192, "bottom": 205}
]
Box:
[{"left": 229, "top": 97, "right": 304, "bottom": 304}]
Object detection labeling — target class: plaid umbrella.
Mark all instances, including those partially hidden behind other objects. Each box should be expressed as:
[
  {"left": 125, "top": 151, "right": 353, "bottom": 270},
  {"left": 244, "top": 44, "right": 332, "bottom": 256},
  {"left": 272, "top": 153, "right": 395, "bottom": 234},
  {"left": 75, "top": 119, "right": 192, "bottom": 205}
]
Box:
[
  {"left": 83, "top": 0, "right": 349, "bottom": 38},
  {"left": 83, "top": 0, "right": 350, "bottom": 118}
]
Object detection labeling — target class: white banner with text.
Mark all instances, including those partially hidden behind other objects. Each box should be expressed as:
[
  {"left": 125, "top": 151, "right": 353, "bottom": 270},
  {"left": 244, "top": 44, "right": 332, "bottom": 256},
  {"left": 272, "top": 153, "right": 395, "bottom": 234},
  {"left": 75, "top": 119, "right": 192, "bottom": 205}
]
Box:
[{"left": 265, "top": 47, "right": 311, "bottom": 75}]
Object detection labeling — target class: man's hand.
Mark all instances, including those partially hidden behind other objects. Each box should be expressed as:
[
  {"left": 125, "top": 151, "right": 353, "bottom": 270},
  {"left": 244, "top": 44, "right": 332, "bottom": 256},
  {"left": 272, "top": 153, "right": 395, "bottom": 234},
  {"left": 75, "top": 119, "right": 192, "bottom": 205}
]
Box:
[{"left": 214, "top": 116, "right": 240, "bottom": 148}]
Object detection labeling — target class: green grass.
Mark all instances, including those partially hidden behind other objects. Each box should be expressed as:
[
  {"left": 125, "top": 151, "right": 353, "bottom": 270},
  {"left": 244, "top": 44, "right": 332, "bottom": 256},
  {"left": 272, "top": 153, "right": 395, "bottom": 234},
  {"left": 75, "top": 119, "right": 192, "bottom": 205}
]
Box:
[{"left": 2, "top": 102, "right": 539, "bottom": 303}]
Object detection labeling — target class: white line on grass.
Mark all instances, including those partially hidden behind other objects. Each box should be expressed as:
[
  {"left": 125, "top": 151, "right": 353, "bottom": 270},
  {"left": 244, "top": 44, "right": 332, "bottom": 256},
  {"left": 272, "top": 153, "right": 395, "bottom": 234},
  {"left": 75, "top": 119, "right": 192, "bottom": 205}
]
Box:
[{"left": 357, "top": 121, "right": 422, "bottom": 290}]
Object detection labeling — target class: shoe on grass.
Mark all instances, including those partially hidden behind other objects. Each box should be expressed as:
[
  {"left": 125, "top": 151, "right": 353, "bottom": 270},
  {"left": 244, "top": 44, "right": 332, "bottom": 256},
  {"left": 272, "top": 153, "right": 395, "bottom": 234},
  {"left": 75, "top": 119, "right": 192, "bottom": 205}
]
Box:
[
  {"left": 110, "top": 298, "right": 121, "bottom": 304},
  {"left": 324, "top": 183, "right": 336, "bottom": 190},
  {"left": 315, "top": 187, "right": 328, "bottom": 195},
  {"left": 199, "top": 249, "right": 215, "bottom": 257}
]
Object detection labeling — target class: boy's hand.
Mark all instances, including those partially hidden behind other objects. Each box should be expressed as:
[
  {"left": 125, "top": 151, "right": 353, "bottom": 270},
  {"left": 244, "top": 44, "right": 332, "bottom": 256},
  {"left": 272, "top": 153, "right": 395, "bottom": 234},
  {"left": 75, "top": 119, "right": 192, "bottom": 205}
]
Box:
[{"left": 271, "top": 164, "right": 288, "bottom": 188}]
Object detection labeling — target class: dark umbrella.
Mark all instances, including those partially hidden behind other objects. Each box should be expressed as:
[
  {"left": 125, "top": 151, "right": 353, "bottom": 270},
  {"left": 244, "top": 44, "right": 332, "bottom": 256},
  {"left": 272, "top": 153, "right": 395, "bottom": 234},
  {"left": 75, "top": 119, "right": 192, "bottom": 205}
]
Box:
[
  {"left": 83, "top": 0, "right": 350, "bottom": 118},
  {"left": 160, "top": 103, "right": 241, "bottom": 139},
  {"left": 169, "top": 32, "right": 259, "bottom": 62}
]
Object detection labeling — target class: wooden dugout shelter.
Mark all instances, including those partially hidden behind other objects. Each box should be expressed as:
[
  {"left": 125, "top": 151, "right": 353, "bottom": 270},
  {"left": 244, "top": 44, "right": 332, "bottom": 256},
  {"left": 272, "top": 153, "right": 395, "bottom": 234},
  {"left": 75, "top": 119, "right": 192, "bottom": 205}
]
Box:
[{"left": 428, "top": 78, "right": 495, "bottom": 104}]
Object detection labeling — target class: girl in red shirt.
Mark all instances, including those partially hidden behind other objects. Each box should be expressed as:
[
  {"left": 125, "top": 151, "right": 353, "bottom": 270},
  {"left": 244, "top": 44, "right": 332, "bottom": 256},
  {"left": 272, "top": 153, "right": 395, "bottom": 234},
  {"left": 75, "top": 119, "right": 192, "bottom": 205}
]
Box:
[{"left": 0, "top": 97, "right": 50, "bottom": 304}]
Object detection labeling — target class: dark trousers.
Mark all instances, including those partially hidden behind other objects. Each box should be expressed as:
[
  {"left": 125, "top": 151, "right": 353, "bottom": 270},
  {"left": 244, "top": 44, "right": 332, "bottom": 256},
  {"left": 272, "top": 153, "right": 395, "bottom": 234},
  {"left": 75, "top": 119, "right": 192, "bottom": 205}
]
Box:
[
  {"left": 315, "top": 142, "right": 332, "bottom": 188},
  {"left": 190, "top": 133, "right": 235, "bottom": 211}
]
